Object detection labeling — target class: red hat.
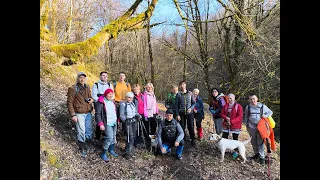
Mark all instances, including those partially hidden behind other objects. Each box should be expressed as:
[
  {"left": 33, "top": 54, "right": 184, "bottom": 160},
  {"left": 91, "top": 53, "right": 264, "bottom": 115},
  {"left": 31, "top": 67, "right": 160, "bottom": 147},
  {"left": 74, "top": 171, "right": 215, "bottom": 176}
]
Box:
[{"left": 104, "top": 88, "right": 114, "bottom": 96}]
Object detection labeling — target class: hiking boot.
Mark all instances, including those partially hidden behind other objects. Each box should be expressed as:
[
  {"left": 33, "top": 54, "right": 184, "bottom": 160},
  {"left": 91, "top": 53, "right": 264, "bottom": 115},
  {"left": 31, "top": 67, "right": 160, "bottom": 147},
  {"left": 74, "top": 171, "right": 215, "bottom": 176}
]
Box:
[
  {"left": 100, "top": 149, "right": 109, "bottom": 162},
  {"left": 79, "top": 141, "right": 87, "bottom": 158},
  {"left": 108, "top": 144, "right": 118, "bottom": 157},
  {"left": 123, "top": 153, "right": 132, "bottom": 160},
  {"left": 191, "top": 139, "right": 196, "bottom": 147},
  {"left": 85, "top": 139, "right": 93, "bottom": 151},
  {"left": 249, "top": 153, "right": 259, "bottom": 160},
  {"left": 258, "top": 157, "right": 266, "bottom": 165}
]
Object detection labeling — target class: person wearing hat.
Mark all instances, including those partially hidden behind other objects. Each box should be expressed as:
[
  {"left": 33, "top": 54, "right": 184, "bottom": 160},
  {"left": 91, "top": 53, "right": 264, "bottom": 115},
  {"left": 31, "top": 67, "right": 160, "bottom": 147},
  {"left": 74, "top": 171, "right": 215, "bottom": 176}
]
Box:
[
  {"left": 67, "top": 72, "right": 94, "bottom": 157},
  {"left": 156, "top": 109, "right": 185, "bottom": 160},
  {"left": 120, "top": 92, "right": 141, "bottom": 159},
  {"left": 94, "top": 88, "right": 119, "bottom": 162}
]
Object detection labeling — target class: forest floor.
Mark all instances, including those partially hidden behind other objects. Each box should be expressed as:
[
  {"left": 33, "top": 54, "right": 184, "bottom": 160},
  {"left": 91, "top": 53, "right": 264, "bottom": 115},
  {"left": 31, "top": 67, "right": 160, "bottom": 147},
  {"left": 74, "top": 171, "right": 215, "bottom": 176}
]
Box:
[{"left": 40, "top": 78, "right": 280, "bottom": 180}]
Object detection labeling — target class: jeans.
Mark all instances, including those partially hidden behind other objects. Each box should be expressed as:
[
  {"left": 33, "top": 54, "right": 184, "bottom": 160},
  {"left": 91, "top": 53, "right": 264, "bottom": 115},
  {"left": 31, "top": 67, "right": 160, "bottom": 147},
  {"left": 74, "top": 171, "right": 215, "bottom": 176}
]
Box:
[
  {"left": 161, "top": 140, "right": 185, "bottom": 156},
  {"left": 102, "top": 124, "right": 117, "bottom": 150},
  {"left": 76, "top": 112, "right": 93, "bottom": 142},
  {"left": 124, "top": 121, "right": 137, "bottom": 155}
]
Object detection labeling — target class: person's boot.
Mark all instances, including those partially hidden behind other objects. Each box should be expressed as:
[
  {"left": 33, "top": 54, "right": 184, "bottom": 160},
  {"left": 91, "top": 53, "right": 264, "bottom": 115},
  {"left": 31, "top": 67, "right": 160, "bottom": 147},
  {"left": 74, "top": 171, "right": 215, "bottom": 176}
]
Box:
[
  {"left": 199, "top": 127, "right": 203, "bottom": 140},
  {"left": 176, "top": 146, "right": 184, "bottom": 160},
  {"left": 108, "top": 144, "right": 118, "bottom": 157},
  {"left": 85, "top": 139, "right": 93, "bottom": 151},
  {"left": 191, "top": 139, "right": 196, "bottom": 147},
  {"left": 100, "top": 149, "right": 109, "bottom": 162},
  {"left": 258, "top": 157, "right": 266, "bottom": 165},
  {"left": 78, "top": 141, "right": 87, "bottom": 158},
  {"left": 249, "top": 153, "right": 259, "bottom": 160}
]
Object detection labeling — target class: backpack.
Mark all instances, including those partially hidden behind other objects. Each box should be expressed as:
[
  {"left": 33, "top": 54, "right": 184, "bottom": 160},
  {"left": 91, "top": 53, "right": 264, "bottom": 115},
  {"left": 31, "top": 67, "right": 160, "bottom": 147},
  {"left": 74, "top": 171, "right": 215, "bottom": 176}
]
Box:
[
  {"left": 74, "top": 84, "right": 90, "bottom": 95},
  {"left": 247, "top": 104, "right": 276, "bottom": 128},
  {"left": 94, "top": 82, "right": 111, "bottom": 90},
  {"left": 221, "top": 95, "right": 229, "bottom": 106},
  {"left": 113, "top": 81, "right": 129, "bottom": 89}
]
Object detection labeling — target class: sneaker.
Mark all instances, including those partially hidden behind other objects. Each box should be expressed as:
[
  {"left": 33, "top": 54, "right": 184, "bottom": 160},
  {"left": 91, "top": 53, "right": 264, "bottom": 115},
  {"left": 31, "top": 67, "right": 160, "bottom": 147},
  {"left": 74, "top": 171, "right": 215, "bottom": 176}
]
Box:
[
  {"left": 80, "top": 149, "right": 87, "bottom": 158},
  {"left": 177, "top": 154, "right": 182, "bottom": 160},
  {"left": 249, "top": 153, "right": 259, "bottom": 160},
  {"left": 258, "top": 157, "right": 266, "bottom": 165},
  {"left": 191, "top": 140, "right": 196, "bottom": 147}
]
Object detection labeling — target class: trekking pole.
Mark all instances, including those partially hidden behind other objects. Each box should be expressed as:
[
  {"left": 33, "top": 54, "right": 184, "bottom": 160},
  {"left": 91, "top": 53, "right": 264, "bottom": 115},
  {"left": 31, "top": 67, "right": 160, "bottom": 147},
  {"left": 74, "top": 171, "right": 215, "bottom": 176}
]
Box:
[
  {"left": 127, "top": 121, "right": 130, "bottom": 144},
  {"left": 140, "top": 121, "right": 147, "bottom": 150}
]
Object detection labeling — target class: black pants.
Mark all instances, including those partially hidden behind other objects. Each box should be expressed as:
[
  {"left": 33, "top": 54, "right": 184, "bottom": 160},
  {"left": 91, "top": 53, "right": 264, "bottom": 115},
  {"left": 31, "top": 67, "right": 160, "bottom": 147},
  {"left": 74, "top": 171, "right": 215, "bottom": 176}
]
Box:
[
  {"left": 134, "top": 115, "right": 147, "bottom": 146},
  {"left": 178, "top": 113, "right": 195, "bottom": 140},
  {"left": 124, "top": 121, "right": 137, "bottom": 155},
  {"left": 222, "top": 132, "right": 239, "bottom": 140},
  {"left": 194, "top": 113, "right": 203, "bottom": 128}
]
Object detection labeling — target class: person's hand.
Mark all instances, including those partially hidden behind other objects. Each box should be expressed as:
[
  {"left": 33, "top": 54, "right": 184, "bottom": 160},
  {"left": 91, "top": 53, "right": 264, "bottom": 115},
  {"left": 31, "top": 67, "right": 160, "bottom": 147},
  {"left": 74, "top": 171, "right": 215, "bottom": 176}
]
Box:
[
  {"left": 71, "top": 116, "right": 78, "bottom": 123},
  {"left": 187, "top": 108, "right": 192, "bottom": 113},
  {"left": 161, "top": 147, "right": 166, "bottom": 153},
  {"left": 100, "top": 125, "right": 105, "bottom": 131},
  {"left": 88, "top": 98, "right": 93, "bottom": 105},
  {"left": 194, "top": 109, "right": 197, "bottom": 113},
  {"left": 177, "top": 115, "right": 181, "bottom": 121},
  {"left": 174, "top": 141, "right": 179, "bottom": 146}
]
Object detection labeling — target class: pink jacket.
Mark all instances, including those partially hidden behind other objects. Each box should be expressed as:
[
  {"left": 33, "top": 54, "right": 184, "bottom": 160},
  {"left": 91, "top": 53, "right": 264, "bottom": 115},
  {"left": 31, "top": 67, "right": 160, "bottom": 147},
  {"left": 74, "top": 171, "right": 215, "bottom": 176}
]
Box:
[{"left": 143, "top": 91, "right": 159, "bottom": 118}]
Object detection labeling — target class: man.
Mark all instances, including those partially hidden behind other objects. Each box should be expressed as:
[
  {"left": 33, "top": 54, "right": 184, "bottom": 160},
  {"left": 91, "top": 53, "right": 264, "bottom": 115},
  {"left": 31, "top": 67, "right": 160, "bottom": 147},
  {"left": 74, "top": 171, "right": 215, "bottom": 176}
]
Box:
[
  {"left": 67, "top": 72, "right": 94, "bottom": 157},
  {"left": 157, "top": 109, "right": 185, "bottom": 160},
  {"left": 92, "top": 71, "right": 113, "bottom": 140},
  {"left": 113, "top": 72, "right": 131, "bottom": 133},
  {"left": 244, "top": 93, "right": 273, "bottom": 165},
  {"left": 175, "top": 80, "right": 196, "bottom": 146}
]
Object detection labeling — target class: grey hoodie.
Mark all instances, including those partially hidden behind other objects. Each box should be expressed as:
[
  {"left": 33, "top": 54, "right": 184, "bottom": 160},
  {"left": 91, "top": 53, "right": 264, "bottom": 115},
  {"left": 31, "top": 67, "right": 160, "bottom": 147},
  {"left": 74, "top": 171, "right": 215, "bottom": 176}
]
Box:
[{"left": 244, "top": 102, "right": 273, "bottom": 129}]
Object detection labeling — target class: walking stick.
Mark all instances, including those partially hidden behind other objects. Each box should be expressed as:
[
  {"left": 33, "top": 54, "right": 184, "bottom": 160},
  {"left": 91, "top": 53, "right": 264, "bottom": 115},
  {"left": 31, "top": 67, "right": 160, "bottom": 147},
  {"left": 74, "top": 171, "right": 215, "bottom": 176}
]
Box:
[{"left": 127, "top": 122, "right": 130, "bottom": 143}]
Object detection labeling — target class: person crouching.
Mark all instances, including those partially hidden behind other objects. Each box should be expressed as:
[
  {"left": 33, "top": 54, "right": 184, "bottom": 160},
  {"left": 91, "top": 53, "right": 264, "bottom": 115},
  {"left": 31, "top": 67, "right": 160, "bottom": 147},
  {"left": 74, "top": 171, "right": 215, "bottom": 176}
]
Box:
[
  {"left": 120, "top": 92, "right": 141, "bottom": 159},
  {"left": 157, "top": 109, "right": 185, "bottom": 160},
  {"left": 94, "top": 88, "right": 119, "bottom": 162}
]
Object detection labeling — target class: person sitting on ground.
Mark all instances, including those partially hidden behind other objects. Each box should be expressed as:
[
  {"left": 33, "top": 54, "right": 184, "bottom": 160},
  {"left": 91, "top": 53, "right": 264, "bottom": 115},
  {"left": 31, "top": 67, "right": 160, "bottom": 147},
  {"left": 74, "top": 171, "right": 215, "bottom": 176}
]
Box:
[
  {"left": 94, "top": 88, "right": 118, "bottom": 162},
  {"left": 156, "top": 109, "right": 185, "bottom": 160}
]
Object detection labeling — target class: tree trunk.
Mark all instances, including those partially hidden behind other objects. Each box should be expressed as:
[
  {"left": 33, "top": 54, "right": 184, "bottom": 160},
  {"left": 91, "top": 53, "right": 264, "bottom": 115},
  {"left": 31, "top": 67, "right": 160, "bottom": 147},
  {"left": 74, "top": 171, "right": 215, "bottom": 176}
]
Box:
[
  {"left": 147, "top": 0, "right": 155, "bottom": 85},
  {"left": 50, "top": 0, "right": 158, "bottom": 60}
]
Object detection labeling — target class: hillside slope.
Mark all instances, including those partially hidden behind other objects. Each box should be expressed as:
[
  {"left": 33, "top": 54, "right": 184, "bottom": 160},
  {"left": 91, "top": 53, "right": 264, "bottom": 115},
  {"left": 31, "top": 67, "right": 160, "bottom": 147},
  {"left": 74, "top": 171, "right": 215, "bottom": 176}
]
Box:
[{"left": 40, "top": 78, "right": 280, "bottom": 180}]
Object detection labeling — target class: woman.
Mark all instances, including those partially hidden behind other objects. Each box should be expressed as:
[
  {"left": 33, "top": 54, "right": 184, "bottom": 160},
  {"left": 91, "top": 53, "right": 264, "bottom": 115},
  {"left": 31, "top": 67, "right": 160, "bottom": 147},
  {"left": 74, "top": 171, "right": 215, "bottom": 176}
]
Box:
[
  {"left": 143, "top": 83, "right": 159, "bottom": 138},
  {"left": 209, "top": 88, "right": 227, "bottom": 135},
  {"left": 94, "top": 88, "right": 118, "bottom": 162},
  {"left": 220, "top": 93, "right": 243, "bottom": 140},
  {"left": 193, "top": 88, "right": 204, "bottom": 140}
]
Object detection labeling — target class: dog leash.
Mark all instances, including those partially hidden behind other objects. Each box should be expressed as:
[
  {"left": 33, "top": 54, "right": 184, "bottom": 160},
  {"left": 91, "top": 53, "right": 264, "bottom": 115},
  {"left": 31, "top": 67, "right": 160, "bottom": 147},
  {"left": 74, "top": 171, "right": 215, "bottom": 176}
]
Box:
[{"left": 267, "top": 153, "right": 272, "bottom": 180}]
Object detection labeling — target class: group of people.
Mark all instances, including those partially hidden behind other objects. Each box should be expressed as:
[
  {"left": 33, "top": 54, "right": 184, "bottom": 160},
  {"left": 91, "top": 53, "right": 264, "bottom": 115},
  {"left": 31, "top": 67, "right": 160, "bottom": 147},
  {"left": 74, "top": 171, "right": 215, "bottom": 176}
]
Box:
[{"left": 66, "top": 71, "right": 273, "bottom": 165}]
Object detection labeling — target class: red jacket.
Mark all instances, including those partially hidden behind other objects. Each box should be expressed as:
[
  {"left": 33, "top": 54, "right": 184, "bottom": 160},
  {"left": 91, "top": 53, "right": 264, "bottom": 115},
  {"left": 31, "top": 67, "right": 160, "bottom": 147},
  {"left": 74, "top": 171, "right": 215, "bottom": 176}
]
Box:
[{"left": 220, "top": 103, "right": 243, "bottom": 130}]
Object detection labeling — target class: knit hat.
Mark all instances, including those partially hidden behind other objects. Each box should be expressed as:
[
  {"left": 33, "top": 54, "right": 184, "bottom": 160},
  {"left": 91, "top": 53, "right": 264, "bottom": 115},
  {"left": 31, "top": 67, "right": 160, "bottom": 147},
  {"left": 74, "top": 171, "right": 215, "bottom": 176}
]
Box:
[
  {"left": 126, "top": 92, "right": 134, "bottom": 98},
  {"left": 165, "top": 109, "right": 174, "bottom": 114},
  {"left": 104, "top": 88, "right": 114, "bottom": 96}
]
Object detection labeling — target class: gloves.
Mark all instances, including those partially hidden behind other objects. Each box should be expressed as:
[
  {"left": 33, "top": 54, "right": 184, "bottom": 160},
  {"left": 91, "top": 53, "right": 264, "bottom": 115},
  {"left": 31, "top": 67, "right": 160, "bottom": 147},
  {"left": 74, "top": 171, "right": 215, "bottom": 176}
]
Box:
[
  {"left": 210, "top": 109, "right": 215, "bottom": 114},
  {"left": 135, "top": 114, "right": 141, "bottom": 120}
]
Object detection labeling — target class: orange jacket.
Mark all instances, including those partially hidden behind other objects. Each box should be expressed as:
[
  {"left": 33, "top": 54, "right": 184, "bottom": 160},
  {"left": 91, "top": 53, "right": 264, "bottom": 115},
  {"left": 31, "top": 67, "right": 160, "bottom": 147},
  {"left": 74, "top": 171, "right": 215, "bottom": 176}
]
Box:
[{"left": 257, "top": 117, "right": 276, "bottom": 151}]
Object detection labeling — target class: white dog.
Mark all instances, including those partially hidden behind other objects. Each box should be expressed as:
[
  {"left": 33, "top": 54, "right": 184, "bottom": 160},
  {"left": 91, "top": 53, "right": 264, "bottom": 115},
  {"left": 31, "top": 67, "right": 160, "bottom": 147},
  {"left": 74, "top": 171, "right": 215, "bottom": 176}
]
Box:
[
  {"left": 149, "top": 135, "right": 158, "bottom": 153},
  {"left": 209, "top": 133, "right": 251, "bottom": 163}
]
